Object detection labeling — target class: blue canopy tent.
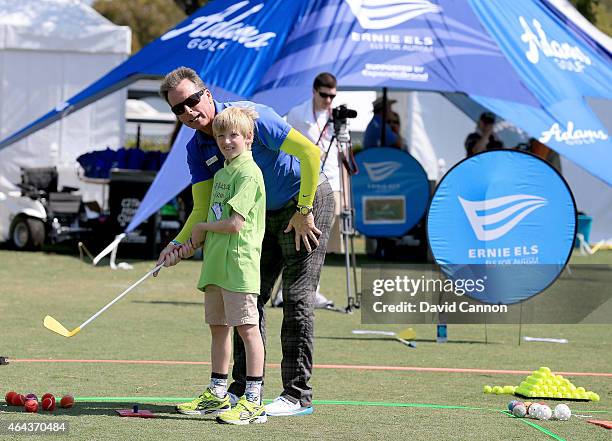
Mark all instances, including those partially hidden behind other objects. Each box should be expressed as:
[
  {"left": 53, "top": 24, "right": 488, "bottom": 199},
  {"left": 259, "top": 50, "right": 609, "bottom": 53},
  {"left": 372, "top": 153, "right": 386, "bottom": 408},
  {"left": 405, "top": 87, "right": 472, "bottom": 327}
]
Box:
[{"left": 0, "top": 0, "right": 609, "bottom": 261}]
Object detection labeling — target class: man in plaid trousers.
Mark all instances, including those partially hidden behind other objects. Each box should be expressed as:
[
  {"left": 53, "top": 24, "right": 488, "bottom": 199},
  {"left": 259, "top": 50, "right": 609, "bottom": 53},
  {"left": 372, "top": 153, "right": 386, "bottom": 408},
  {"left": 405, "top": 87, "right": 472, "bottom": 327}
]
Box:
[{"left": 156, "top": 67, "right": 334, "bottom": 417}]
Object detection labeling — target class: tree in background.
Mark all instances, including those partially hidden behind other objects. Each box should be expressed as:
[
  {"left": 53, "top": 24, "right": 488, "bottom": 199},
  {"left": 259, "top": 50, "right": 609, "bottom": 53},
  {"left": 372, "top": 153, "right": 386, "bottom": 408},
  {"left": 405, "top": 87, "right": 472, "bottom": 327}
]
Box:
[
  {"left": 571, "top": 0, "right": 600, "bottom": 22},
  {"left": 93, "top": 0, "right": 187, "bottom": 53},
  {"left": 173, "top": 0, "right": 208, "bottom": 16},
  {"left": 570, "top": 0, "right": 611, "bottom": 36}
]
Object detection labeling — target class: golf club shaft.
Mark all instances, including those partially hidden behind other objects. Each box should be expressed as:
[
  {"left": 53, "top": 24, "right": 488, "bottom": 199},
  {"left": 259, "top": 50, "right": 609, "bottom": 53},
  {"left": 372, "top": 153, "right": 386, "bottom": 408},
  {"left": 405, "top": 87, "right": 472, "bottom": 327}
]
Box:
[
  {"left": 352, "top": 330, "right": 396, "bottom": 336},
  {"left": 78, "top": 263, "right": 163, "bottom": 330}
]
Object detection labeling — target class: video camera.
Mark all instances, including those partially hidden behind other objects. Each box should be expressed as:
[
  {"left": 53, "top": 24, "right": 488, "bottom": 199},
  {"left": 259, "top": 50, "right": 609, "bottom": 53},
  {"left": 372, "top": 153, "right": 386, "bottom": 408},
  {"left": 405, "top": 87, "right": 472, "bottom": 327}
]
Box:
[
  {"left": 332, "top": 104, "right": 358, "bottom": 121},
  {"left": 331, "top": 105, "right": 357, "bottom": 142}
]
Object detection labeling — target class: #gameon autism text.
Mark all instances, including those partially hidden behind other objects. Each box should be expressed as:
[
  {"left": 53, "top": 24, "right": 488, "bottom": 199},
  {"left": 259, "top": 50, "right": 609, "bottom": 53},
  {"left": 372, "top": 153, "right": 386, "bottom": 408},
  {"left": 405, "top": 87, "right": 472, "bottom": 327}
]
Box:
[
  {"left": 372, "top": 301, "right": 508, "bottom": 313},
  {"left": 372, "top": 276, "right": 485, "bottom": 297}
]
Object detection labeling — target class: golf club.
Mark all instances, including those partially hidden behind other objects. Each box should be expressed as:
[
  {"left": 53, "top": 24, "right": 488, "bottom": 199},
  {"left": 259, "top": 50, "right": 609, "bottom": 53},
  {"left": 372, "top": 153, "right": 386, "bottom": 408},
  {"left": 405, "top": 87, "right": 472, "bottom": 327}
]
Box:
[
  {"left": 352, "top": 328, "right": 416, "bottom": 348},
  {"left": 43, "top": 263, "right": 164, "bottom": 337}
]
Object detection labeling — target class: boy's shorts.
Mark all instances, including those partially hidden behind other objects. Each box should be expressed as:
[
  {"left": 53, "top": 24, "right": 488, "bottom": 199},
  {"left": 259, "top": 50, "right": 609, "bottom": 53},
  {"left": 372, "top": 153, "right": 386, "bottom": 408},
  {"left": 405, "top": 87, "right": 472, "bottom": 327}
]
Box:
[{"left": 204, "top": 284, "right": 259, "bottom": 326}]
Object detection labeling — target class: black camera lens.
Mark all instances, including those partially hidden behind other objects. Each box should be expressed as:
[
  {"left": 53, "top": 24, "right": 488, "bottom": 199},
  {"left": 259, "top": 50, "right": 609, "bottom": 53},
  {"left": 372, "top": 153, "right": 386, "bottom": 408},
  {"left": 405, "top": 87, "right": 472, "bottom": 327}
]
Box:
[{"left": 332, "top": 105, "right": 358, "bottom": 120}]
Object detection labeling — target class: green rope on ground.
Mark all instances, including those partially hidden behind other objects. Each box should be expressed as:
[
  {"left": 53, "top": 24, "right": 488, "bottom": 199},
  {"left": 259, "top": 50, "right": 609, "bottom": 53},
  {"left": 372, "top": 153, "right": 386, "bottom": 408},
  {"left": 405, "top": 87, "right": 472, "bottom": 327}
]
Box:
[
  {"left": 75, "top": 396, "right": 609, "bottom": 414},
  {"left": 501, "top": 411, "right": 567, "bottom": 441}
]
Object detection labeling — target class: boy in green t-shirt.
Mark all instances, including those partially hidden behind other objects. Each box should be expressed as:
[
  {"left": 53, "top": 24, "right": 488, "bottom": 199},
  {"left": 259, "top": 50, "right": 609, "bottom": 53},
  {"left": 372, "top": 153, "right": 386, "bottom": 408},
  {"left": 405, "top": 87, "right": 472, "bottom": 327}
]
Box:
[{"left": 176, "top": 106, "right": 267, "bottom": 425}]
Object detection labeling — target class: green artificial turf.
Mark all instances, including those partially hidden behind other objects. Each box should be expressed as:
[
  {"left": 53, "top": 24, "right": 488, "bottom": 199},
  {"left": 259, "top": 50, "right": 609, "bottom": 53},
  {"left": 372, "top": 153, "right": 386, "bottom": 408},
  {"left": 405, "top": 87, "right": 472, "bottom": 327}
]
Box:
[{"left": 0, "top": 248, "right": 610, "bottom": 440}]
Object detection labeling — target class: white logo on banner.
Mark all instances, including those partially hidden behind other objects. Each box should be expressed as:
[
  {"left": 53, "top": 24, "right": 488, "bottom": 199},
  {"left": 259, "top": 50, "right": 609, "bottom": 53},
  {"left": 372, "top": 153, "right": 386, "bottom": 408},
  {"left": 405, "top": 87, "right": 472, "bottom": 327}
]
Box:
[
  {"left": 160, "top": 1, "right": 276, "bottom": 51},
  {"left": 345, "top": 0, "right": 441, "bottom": 29},
  {"left": 540, "top": 121, "right": 608, "bottom": 146},
  {"left": 364, "top": 161, "right": 402, "bottom": 182},
  {"left": 519, "top": 16, "right": 591, "bottom": 72},
  {"left": 459, "top": 194, "right": 547, "bottom": 241}
]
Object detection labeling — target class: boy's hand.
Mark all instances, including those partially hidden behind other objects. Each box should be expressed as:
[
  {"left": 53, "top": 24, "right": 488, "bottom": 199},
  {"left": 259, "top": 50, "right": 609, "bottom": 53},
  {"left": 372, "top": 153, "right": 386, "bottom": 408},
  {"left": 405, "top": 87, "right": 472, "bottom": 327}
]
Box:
[{"left": 190, "top": 224, "right": 207, "bottom": 249}]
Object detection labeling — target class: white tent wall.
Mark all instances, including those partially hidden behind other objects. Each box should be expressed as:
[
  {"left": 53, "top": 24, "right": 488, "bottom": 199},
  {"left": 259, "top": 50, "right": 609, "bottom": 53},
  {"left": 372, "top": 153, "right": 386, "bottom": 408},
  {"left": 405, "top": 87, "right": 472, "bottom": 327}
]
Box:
[{"left": 0, "top": 0, "right": 130, "bottom": 206}]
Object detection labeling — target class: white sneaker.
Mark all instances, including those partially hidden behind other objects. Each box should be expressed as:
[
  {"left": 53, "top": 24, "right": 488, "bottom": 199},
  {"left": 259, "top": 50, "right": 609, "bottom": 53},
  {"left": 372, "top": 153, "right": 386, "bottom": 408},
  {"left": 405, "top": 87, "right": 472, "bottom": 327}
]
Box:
[
  {"left": 315, "top": 291, "right": 334, "bottom": 309},
  {"left": 264, "top": 396, "right": 313, "bottom": 416}
]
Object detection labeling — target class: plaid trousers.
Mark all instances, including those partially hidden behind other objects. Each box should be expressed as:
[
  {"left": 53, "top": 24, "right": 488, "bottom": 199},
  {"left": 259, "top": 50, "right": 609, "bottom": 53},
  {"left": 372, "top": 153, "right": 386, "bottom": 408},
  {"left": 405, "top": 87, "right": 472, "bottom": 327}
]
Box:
[{"left": 228, "top": 180, "right": 334, "bottom": 406}]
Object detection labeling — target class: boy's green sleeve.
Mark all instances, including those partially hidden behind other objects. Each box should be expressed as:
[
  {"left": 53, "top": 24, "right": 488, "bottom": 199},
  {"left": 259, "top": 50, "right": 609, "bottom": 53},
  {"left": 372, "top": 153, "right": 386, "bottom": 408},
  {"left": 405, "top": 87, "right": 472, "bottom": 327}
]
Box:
[
  {"left": 173, "top": 179, "right": 213, "bottom": 244},
  {"left": 279, "top": 128, "right": 320, "bottom": 208}
]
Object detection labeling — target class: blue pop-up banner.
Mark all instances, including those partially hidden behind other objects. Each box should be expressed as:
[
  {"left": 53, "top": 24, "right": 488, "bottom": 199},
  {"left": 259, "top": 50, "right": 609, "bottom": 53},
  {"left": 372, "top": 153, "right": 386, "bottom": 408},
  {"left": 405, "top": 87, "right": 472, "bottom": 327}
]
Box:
[
  {"left": 352, "top": 148, "right": 430, "bottom": 238},
  {"left": 427, "top": 150, "right": 576, "bottom": 304}
]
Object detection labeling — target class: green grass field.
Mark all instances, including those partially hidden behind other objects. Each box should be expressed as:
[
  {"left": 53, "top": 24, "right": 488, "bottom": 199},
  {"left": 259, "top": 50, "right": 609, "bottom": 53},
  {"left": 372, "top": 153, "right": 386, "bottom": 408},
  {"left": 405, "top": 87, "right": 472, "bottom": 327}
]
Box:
[{"left": 0, "top": 247, "right": 610, "bottom": 440}]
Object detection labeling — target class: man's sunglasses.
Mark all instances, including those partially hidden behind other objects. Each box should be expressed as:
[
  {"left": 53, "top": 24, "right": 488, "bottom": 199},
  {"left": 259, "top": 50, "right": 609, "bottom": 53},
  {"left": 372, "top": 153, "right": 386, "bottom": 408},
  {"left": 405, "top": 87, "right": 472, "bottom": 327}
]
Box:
[
  {"left": 318, "top": 91, "right": 336, "bottom": 100},
  {"left": 171, "top": 89, "right": 205, "bottom": 115}
]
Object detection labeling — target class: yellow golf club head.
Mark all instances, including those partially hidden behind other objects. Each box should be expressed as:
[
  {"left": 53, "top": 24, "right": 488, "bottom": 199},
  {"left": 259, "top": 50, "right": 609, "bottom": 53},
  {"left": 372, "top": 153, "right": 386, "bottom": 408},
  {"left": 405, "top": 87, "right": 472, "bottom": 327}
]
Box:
[
  {"left": 43, "top": 316, "right": 80, "bottom": 338},
  {"left": 397, "top": 327, "right": 416, "bottom": 340}
]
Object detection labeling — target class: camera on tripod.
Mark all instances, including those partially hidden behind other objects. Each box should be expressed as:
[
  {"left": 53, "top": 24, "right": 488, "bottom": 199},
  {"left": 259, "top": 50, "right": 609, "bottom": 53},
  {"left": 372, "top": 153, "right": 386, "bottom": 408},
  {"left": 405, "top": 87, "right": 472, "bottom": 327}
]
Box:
[
  {"left": 332, "top": 104, "right": 358, "bottom": 121},
  {"left": 331, "top": 105, "right": 357, "bottom": 142}
]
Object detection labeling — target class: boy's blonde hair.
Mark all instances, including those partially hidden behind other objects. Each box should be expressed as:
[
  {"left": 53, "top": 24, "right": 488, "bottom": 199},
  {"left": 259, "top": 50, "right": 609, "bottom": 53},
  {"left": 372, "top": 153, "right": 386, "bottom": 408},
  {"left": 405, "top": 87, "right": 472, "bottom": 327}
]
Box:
[{"left": 212, "top": 106, "right": 259, "bottom": 148}]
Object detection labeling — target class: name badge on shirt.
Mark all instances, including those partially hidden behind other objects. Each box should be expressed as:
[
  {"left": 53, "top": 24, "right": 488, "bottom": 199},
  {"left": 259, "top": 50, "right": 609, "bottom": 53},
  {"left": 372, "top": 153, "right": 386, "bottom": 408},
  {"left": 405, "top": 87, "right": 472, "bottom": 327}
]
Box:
[{"left": 205, "top": 155, "right": 219, "bottom": 167}]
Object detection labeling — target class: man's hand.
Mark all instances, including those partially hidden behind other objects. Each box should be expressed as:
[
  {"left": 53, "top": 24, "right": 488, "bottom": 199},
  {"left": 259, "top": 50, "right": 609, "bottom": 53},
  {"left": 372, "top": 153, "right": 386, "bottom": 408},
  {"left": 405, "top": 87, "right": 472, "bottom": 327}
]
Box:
[
  {"left": 154, "top": 242, "right": 181, "bottom": 276},
  {"left": 178, "top": 239, "right": 197, "bottom": 259},
  {"left": 284, "top": 212, "right": 321, "bottom": 252}
]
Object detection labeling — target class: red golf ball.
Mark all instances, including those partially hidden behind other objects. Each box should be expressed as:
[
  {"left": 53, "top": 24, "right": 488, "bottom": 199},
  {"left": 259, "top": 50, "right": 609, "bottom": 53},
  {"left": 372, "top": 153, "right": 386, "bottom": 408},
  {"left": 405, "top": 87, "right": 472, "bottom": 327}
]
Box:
[
  {"left": 12, "top": 394, "right": 26, "bottom": 406},
  {"left": 24, "top": 399, "right": 38, "bottom": 413},
  {"left": 42, "top": 396, "right": 56, "bottom": 411},
  {"left": 5, "top": 391, "right": 16, "bottom": 405},
  {"left": 60, "top": 395, "right": 74, "bottom": 408}
]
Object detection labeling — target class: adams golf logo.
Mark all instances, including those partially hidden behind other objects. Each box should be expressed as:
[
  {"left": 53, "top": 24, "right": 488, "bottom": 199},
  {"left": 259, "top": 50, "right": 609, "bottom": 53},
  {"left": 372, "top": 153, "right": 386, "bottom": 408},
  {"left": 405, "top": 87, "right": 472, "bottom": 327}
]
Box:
[
  {"left": 459, "top": 194, "right": 547, "bottom": 242},
  {"left": 519, "top": 16, "right": 591, "bottom": 72},
  {"left": 539, "top": 121, "right": 608, "bottom": 146},
  {"left": 161, "top": 1, "right": 276, "bottom": 51},
  {"left": 363, "top": 161, "right": 402, "bottom": 182},
  {"left": 345, "top": 0, "right": 441, "bottom": 29}
]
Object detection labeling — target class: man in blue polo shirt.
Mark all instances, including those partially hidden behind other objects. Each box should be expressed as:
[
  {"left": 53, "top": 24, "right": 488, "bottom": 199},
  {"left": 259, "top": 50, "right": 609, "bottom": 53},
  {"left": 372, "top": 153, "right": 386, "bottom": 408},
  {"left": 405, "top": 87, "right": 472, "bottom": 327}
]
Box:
[{"left": 155, "top": 67, "right": 334, "bottom": 417}]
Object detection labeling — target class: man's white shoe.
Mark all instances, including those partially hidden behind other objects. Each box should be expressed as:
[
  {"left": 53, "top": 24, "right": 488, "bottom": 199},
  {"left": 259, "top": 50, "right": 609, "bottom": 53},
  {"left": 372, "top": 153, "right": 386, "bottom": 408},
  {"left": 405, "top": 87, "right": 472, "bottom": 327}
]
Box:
[{"left": 264, "top": 396, "right": 314, "bottom": 416}]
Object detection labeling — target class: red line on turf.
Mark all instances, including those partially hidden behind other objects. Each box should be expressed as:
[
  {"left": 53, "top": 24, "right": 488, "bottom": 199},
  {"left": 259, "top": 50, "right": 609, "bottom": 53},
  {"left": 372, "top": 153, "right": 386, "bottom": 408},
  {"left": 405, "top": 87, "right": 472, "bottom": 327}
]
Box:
[{"left": 10, "top": 359, "right": 612, "bottom": 377}]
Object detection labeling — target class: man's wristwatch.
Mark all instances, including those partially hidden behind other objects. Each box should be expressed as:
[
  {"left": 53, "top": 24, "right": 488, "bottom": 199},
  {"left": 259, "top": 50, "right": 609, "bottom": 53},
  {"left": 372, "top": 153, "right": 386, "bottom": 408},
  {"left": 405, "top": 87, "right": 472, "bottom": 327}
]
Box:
[{"left": 297, "top": 205, "right": 313, "bottom": 215}]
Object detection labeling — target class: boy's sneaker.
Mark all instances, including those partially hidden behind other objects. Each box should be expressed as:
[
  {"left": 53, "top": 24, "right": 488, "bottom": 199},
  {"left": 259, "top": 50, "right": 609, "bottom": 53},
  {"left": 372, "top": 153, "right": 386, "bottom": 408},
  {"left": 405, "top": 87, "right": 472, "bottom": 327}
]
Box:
[
  {"left": 175, "top": 388, "right": 231, "bottom": 416},
  {"left": 264, "top": 396, "right": 314, "bottom": 416},
  {"left": 216, "top": 396, "right": 267, "bottom": 425}
]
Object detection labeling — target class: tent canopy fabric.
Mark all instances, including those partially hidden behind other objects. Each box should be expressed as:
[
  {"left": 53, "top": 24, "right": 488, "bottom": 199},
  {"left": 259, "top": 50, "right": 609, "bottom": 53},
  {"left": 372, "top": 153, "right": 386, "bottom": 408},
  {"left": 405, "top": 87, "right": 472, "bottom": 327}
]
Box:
[{"left": 0, "top": 0, "right": 610, "bottom": 234}]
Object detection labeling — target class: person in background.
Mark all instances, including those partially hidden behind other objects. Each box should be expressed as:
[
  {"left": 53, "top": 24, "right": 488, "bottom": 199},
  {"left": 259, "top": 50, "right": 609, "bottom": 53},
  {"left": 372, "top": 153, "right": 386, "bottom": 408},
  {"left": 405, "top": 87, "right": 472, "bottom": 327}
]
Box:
[
  {"left": 464, "top": 111, "right": 503, "bottom": 157},
  {"left": 363, "top": 97, "right": 403, "bottom": 149},
  {"left": 285, "top": 72, "right": 341, "bottom": 308},
  {"left": 387, "top": 110, "right": 409, "bottom": 151},
  {"left": 529, "top": 138, "right": 562, "bottom": 173}
]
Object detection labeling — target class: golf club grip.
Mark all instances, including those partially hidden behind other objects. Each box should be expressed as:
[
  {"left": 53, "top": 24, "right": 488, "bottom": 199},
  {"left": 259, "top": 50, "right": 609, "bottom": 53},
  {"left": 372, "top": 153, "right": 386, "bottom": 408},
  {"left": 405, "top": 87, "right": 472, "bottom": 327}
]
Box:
[
  {"left": 79, "top": 263, "right": 164, "bottom": 329},
  {"left": 395, "top": 337, "right": 415, "bottom": 348}
]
